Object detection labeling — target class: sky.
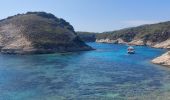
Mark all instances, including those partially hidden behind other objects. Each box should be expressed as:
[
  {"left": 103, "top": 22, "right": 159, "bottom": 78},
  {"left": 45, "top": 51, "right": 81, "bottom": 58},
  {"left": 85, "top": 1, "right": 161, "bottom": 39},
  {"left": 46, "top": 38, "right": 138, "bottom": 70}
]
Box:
[{"left": 0, "top": 0, "right": 169, "bottom": 32}]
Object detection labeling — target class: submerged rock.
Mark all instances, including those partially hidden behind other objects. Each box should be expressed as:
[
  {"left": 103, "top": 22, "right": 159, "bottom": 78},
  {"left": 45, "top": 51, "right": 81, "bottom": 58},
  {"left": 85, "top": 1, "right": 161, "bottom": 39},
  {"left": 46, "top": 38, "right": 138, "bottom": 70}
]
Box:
[{"left": 0, "top": 12, "right": 93, "bottom": 54}]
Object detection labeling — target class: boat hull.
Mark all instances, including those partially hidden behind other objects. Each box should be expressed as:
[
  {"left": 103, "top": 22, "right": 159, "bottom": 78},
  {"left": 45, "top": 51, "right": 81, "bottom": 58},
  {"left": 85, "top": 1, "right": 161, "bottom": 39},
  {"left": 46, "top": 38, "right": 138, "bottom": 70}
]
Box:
[{"left": 127, "top": 51, "right": 135, "bottom": 54}]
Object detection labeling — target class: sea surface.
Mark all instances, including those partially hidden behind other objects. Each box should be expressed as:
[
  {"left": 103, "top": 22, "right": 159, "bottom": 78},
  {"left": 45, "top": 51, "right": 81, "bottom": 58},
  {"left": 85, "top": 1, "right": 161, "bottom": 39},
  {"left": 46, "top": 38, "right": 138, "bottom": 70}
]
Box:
[{"left": 0, "top": 43, "right": 170, "bottom": 100}]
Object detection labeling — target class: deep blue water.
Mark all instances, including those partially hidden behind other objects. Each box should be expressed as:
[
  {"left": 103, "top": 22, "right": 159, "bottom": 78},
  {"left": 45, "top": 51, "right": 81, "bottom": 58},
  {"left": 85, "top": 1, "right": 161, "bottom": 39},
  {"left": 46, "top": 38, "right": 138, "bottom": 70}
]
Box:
[{"left": 0, "top": 43, "right": 170, "bottom": 100}]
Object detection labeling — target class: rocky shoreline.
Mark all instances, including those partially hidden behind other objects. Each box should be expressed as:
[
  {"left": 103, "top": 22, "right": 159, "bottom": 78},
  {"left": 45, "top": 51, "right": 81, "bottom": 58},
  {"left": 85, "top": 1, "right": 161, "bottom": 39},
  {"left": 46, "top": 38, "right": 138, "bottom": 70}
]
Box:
[
  {"left": 152, "top": 51, "right": 170, "bottom": 67},
  {"left": 0, "top": 12, "right": 169, "bottom": 66},
  {"left": 96, "top": 38, "right": 170, "bottom": 48},
  {"left": 96, "top": 38, "right": 170, "bottom": 67},
  {"left": 96, "top": 38, "right": 127, "bottom": 44}
]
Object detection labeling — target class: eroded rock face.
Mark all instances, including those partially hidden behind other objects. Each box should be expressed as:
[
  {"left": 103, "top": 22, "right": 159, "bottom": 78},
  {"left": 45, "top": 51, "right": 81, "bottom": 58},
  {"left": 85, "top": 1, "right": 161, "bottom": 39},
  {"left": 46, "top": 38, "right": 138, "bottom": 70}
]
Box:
[
  {"left": 152, "top": 51, "right": 170, "bottom": 66},
  {"left": 95, "top": 21, "right": 170, "bottom": 49},
  {"left": 96, "top": 38, "right": 118, "bottom": 44},
  {"left": 0, "top": 12, "right": 93, "bottom": 54},
  {"left": 96, "top": 37, "right": 170, "bottom": 49},
  {"left": 152, "top": 39, "right": 170, "bottom": 49},
  {"left": 96, "top": 38, "right": 127, "bottom": 44},
  {"left": 128, "top": 39, "right": 145, "bottom": 46}
]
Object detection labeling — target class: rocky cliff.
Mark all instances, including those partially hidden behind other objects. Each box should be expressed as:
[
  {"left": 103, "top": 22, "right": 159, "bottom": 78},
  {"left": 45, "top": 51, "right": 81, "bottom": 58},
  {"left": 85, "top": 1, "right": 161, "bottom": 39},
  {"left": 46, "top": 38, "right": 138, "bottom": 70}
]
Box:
[{"left": 0, "top": 12, "right": 93, "bottom": 54}]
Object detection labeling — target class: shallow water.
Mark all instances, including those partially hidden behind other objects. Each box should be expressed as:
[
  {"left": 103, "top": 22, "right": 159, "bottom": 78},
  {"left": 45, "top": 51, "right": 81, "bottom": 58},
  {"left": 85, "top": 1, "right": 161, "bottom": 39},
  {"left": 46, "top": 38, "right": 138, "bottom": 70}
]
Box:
[{"left": 0, "top": 43, "right": 170, "bottom": 100}]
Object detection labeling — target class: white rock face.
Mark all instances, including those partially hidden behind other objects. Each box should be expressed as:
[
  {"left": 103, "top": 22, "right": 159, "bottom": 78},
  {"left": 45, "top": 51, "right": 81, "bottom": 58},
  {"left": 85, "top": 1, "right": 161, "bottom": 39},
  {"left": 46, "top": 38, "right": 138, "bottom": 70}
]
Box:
[
  {"left": 153, "top": 39, "right": 170, "bottom": 49},
  {"left": 96, "top": 38, "right": 170, "bottom": 50},
  {"left": 129, "top": 39, "right": 145, "bottom": 46},
  {"left": 117, "top": 38, "right": 126, "bottom": 44},
  {"left": 96, "top": 38, "right": 128, "bottom": 44},
  {"left": 96, "top": 38, "right": 118, "bottom": 43},
  {"left": 152, "top": 51, "right": 170, "bottom": 66}
]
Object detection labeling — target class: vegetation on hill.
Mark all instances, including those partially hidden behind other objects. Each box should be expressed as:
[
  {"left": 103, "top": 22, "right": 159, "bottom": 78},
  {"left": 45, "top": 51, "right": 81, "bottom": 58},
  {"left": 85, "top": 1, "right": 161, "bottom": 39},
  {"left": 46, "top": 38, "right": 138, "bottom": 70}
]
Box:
[
  {"left": 96, "top": 21, "right": 170, "bottom": 43},
  {"left": 0, "top": 12, "right": 93, "bottom": 54},
  {"left": 78, "top": 21, "right": 170, "bottom": 52},
  {"left": 77, "top": 32, "right": 97, "bottom": 42}
]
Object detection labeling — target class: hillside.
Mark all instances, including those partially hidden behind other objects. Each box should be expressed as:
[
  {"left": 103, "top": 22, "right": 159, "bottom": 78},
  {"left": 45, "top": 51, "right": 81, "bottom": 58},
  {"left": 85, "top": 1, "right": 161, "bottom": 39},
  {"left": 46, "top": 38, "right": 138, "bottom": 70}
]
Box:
[
  {"left": 96, "top": 21, "right": 170, "bottom": 48},
  {"left": 77, "top": 32, "right": 97, "bottom": 42},
  {"left": 78, "top": 22, "right": 170, "bottom": 66},
  {"left": 0, "top": 12, "right": 93, "bottom": 54}
]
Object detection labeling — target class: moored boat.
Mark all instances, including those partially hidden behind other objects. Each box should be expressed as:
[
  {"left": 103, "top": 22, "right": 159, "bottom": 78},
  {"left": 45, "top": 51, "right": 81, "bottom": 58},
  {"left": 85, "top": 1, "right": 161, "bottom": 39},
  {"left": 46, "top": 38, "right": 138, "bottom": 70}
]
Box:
[{"left": 127, "top": 46, "right": 135, "bottom": 54}]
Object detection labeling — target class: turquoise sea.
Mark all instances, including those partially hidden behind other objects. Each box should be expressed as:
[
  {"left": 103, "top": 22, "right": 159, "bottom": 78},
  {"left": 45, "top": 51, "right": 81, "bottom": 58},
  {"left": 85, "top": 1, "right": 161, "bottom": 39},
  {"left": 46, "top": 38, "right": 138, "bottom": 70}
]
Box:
[{"left": 0, "top": 43, "right": 170, "bottom": 100}]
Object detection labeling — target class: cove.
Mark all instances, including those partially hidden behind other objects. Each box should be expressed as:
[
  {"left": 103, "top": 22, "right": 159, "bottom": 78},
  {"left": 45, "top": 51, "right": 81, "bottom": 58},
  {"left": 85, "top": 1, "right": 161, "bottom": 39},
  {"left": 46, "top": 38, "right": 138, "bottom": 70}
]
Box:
[{"left": 0, "top": 43, "right": 170, "bottom": 100}]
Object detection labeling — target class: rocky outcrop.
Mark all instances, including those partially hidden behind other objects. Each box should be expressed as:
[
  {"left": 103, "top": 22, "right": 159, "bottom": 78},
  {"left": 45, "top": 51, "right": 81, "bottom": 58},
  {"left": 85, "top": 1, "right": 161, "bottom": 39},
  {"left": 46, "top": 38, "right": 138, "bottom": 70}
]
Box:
[
  {"left": 0, "top": 12, "right": 93, "bottom": 54},
  {"left": 96, "top": 38, "right": 118, "bottom": 43},
  {"left": 128, "top": 38, "right": 170, "bottom": 48},
  {"left": 152, "top": 39, "right": 170, "bottom": 49},
  {"left": 128, "top": 39, "right": 145, "bottom": 46},
  {"left": 117, "top": 38, "right": 127, "bottom": 44},
  {"left": 96, "top": 38, "right": 128, "bottom": 44},
  {"left": 152, "top": 51, "right": 170, "bottom": 66}
]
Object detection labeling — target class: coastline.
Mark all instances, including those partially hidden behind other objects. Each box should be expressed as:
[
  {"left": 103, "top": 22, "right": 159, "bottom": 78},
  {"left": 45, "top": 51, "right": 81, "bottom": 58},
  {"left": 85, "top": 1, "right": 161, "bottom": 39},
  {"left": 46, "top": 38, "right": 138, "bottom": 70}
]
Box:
[
  {"left": 96, "top": 39, "right": 170, "bottom": 67},
  {"left": 151, "top": 51, "right": 170, "bottom": 67}
]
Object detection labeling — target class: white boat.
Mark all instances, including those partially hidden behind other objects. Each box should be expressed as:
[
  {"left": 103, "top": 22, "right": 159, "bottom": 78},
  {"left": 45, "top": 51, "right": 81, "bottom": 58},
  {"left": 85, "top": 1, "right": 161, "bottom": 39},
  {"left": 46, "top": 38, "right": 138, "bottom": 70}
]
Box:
[{"left": 127, "top": 46, "right": 135, "bottom": 54}]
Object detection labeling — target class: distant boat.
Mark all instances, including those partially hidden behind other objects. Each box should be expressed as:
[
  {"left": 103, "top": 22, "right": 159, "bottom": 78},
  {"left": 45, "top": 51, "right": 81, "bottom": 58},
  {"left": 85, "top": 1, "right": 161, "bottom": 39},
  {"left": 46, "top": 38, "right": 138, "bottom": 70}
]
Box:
[{"left": 127, "top": 46, "right": 135, "bottom": 54}]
